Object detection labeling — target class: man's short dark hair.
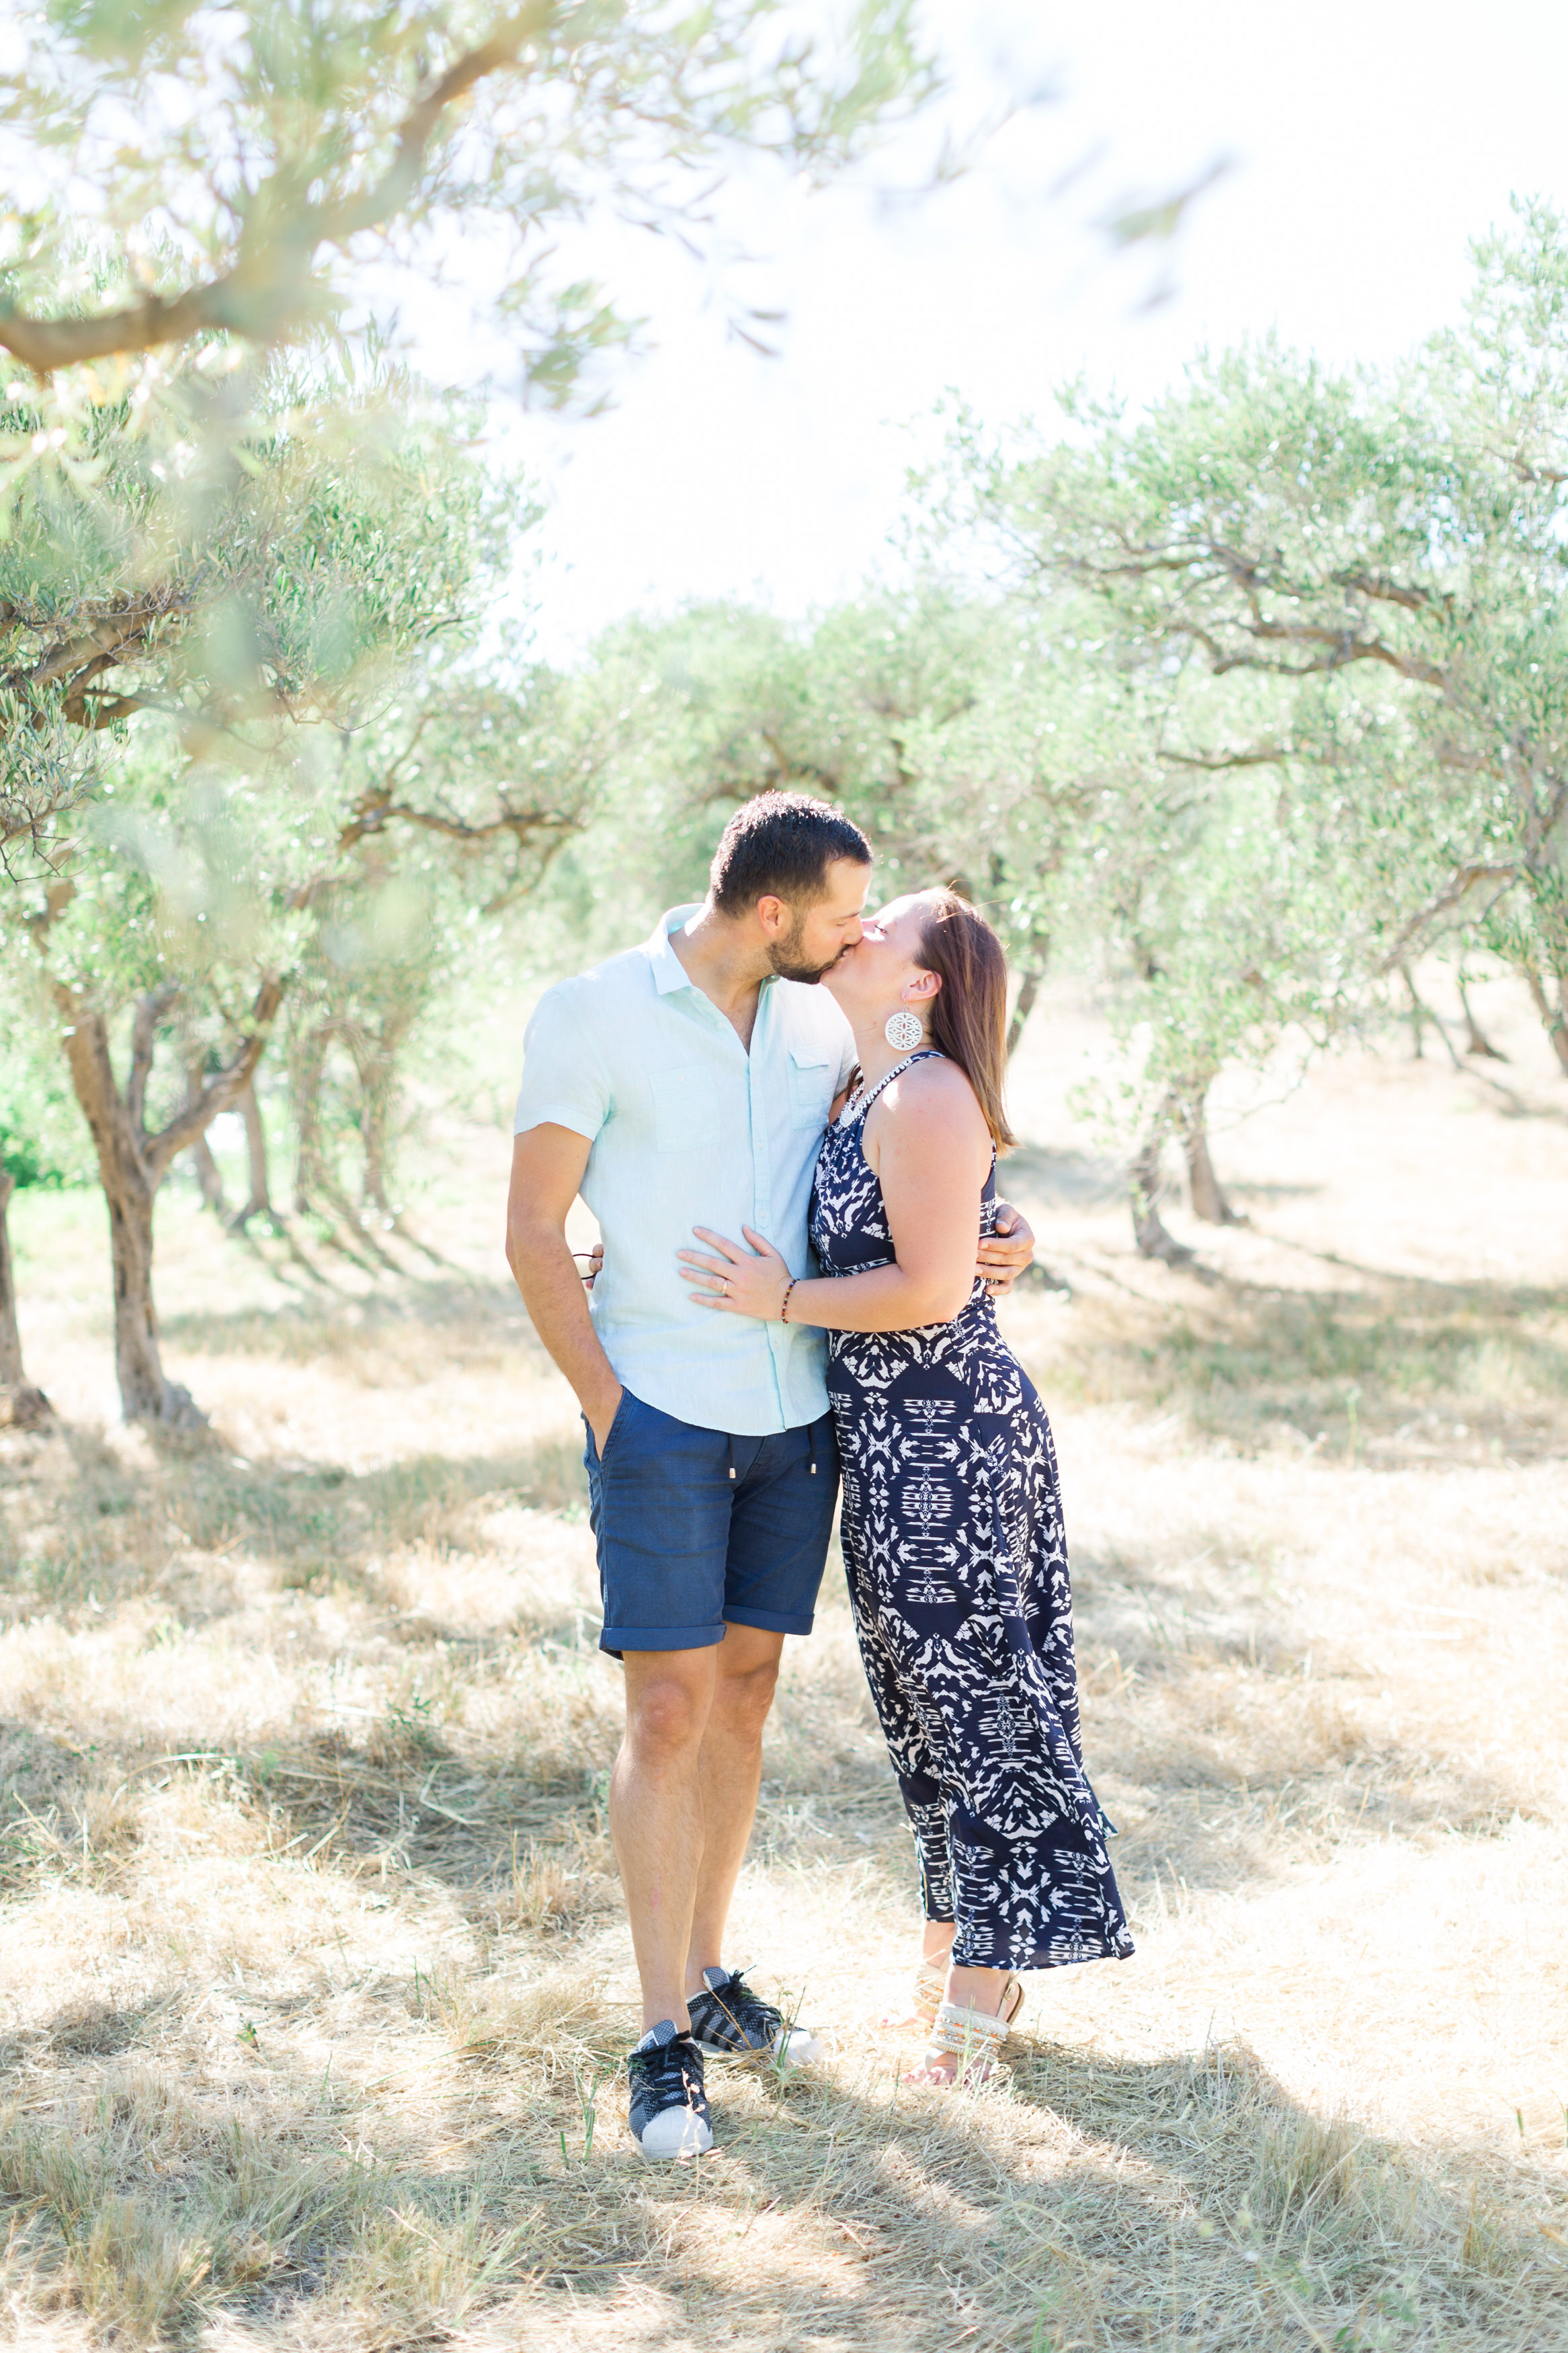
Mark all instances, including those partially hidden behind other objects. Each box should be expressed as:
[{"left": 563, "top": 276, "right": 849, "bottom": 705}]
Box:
[{"left": 709, "top": 791, "right": 872, "bottom": 915}]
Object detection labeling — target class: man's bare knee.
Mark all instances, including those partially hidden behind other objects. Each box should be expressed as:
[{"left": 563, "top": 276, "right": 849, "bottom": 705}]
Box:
[
  {"left": 625, "top": 1670, "right": 711, "bottom": 1763},
  {"left": 710, "top": 1651, "right": 781, "bottom": 1737}
]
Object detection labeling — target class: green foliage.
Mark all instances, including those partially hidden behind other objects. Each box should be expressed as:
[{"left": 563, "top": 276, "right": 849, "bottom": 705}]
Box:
[
  {"left": 0, "top": 1021, "right": 93, "bottom": 1190},
  {"left": 547, "top": 588, "right": 1120, "bottom": 990},
  {"left": 0, "top": 346, "right": 556, "bottom": 1260},
  {"left": 276, "top": 661, "right": 618, "bottom": 1217},
  {"left": 939, "top": 194, "right": 1568, "bottom": 1106},
  {"left": 0, "top": 350, "right": 495, "bottom": 859},
  {"left": 0, "top": 1, "right": 936, "bottom": 378},
  {"left": 0, "top": 0, "right": 936, "bottom": 855}
]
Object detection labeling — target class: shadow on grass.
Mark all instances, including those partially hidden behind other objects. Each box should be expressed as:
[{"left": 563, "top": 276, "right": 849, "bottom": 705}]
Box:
[
  {"left": 158, "top": 1270, "right": 536, "bottom": 1374},
  {"left": 0, "top": 1419, "right": 591, "bottom": 1622},
  {"left": 0, "top": 1442, "right": 1540, "bottom": 1924},
  {"left": 1039, "top": 1275, "right": 1568, "bottom": 1460},
  {"left": 630, "top": 2042, "right": 1542, "bottom": 2353},
  {"left": 0, "top": 1988, "right": 1546, "bottom": 2350},
  {"left": 470, "top": 2030, "right": 1549, "bottom": 2352}
]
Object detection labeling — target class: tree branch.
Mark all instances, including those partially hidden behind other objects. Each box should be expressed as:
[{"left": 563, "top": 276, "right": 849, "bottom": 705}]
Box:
[
  {"left": 1202, "top": 625, "right": 1450, "bottom": 690},
  {"left": 24, "top": 596, "right": 188, "bottom": 690},
  {"left": 1376, "top": 863, "right": 1522, "bottom": 971},
  {"left": 65, "top": 688, "right": 179, "bottom": 730},
  {"left": 128, "top": 984, "right": 180, "bottom": 1138},
  {"left": 145, "top": 976, "right": 285, "bottom": 1181},
  {"left": 323, "top": 8, "right": 558, "bottom": 243},
  {"left": 1329, "top": 568, "right": 1440, "bottom": 614},
  {"left": 1162, "top": 742, "right": 1291, "bottom": 771},
  {"left": 0, "top": 8, "right": 556, "bottom": 371},
  {"left": 335, "top": 793, "right": 576, "bottom": 853}
]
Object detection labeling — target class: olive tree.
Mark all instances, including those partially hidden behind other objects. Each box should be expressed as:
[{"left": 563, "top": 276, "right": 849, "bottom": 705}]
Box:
[
  {"left": 279, "top": 664, "right": 617, "bottom": 1241},
  {"left": 0, "top": 0, "right": 933, "bottom": 375},
  {"left": 0, "top": 0, "right": 934, "bottom": 859},
  {"left": 1, "top": 365, "right": 525, "bottom": 1423},
  {"left": 958, "top": 196, "right": 1568, "bottom": 1088},
  {"left": 564, "top": 588, "right": 1113, "bottom": 1042}
]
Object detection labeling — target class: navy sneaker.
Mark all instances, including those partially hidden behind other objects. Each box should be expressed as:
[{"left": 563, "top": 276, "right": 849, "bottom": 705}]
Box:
[
  {"left": 686, "top": 1966, "right": 823, "bottom": 2068},
  {"left": 627, "top": 2020, "right": 712, "bottom": 2159}
]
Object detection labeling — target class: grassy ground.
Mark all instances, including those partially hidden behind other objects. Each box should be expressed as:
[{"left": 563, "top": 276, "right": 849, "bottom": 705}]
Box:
[{"left": 0, "top": 968, "right": 1565, "bottom": 2349}]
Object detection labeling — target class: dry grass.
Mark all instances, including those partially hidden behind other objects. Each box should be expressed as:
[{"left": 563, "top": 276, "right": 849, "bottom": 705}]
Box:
[{"left": 0, "top": 966, "right": 1565, "bottom": 2349}]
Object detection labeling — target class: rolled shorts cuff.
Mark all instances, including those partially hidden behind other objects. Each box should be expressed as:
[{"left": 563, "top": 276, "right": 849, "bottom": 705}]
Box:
[
  {"left": 723, "top": 1605, "right": 815, "bottom": 1638},
  {"left": 600, "top": 1620, "right": 727, "bottom": 1658}
]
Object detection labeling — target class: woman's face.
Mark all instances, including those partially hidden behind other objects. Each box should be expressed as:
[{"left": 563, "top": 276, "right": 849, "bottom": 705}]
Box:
[{"left": 824, "top": 891, "right": 938, "bottom": 1025}]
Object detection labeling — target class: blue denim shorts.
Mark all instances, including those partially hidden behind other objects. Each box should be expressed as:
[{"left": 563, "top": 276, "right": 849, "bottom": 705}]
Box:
[{"left": 583, "top": 1388, "right": 839, "bottom": 1656}]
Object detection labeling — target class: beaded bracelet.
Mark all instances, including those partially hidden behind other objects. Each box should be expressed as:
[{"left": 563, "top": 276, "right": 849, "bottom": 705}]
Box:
[{"left": 780, "top": 1278, "right": 798, "bottom": 1324}]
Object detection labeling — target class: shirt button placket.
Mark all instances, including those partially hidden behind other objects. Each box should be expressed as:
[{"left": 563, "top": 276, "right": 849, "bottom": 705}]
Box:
[{"left": 751, "top": 990, "right": 788, "bottom": 1424}]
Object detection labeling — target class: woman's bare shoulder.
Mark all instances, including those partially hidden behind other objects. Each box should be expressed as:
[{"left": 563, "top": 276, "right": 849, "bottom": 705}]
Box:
[{"left": 872, "top": 1055, "right": 987, "bottom": 1133}]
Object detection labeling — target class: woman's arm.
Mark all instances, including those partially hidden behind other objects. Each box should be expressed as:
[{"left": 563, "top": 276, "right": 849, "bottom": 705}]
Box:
[{"left": 680, "top": 1062, "right": 993, "bottom": 1333}]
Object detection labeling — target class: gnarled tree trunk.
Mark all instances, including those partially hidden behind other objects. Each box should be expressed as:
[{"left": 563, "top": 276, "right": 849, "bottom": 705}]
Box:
[
  {"left": 54, "top": 977, "right": 282, "bottom": 1425},
  {"left": 1006, "top": 967, "right": 1043, "bottom": 1060},
  {"left": 349, "top": 1004, "right": 416, "bottom": 1221},
  {"left": 185, "top": 1059, "right": 226, "bottom": 1215},
  {"left": 226, "top": 1078, "right": 276, "bottom": 1230},
  {"left": 59, "top": 996, "right": 196, "bottom": 1425},
  {"left": 1003, "top": 916, "right": 1052, "bottom": 1061},
  {"left": 1523, "top": 961, "right": 1568, "bottom": 1074},
  {"left": 0, "top": 1168, "right": 50, "bottom": 1427},
  {"left": 1181, "top": 1093, "right": 1242, "bottom": 1226},
  {"left": 1399, "top": 963, "right": 1462, "bottom": 1070},
  {"left": 290, "top": 1016, "right": 339, "bottom": 1218},
  {"left": 1458, "top": 978, "right": 1507, "bottom": 1061},
  {"left": 287, "top": 1011, "right": 391, "bottom": 1266},
  {"left": 1400, "top": 961, "right": 1428, "bottom": 1060},
  {"left": 0, "top": 1169, "right": 23, "bottom": 1389},
  {"left": 1130, "top": 1099, "right": 1193, "bottom": 1265}
]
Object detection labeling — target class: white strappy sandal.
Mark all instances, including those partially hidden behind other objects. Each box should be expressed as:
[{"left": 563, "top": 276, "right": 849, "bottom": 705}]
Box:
[{"left": 912, "top": 1975, "right": 1024, "bottom": 2086}]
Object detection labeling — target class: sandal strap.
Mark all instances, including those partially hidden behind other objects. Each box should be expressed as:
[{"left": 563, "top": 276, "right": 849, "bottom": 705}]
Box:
[{"left": 927, "top": 1993, "right": 1015, "bottom": 2059}]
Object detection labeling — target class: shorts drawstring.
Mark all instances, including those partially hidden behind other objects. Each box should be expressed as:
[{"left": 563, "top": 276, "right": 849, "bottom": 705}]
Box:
[{"left": 723, "top": 1427, "right": 819, "bottom": 1479}]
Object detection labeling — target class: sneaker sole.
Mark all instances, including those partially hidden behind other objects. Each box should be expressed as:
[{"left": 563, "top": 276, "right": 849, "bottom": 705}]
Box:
[
  {"left": 631, "top": 2110, "right": 714, "bottom": 2160},
  {"left": 692, "top": 2028, "right": 823, "bottom": 2069}
]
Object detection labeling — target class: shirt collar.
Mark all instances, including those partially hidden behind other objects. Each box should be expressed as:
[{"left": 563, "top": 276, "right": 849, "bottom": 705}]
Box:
[
  {"left": 645, "top": 905, "right": 702, "bottom": 997},
  {"left": 644, "top": 904, "right": 778, "bottom": 1008}
]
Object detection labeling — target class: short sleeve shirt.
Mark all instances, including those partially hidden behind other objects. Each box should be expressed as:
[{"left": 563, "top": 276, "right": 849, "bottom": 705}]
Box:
[{"left": 514, "top": 908, "right": 857, "bottom": 1435}]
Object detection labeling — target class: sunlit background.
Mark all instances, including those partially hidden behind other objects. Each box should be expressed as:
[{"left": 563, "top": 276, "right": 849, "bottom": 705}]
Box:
[{"left": 433, "top": 0, "right": 1568, "bottom": 653}]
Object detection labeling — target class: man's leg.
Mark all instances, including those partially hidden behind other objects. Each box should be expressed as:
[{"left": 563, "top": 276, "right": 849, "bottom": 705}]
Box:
[
  {"left": 613, "top": 1644, "right": 720, "bottom": 2034},
  {"left": 679, "top": 1414, "right": 837, "bottom": 2052},
  {"left": 684, "top": 1624, "right": 784, "bottom": 1996}
]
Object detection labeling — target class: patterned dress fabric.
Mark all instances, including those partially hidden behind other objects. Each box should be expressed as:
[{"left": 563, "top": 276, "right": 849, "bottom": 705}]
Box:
[{"left": 809, "top": 1053, "right": 1134, "bottom": 1972}]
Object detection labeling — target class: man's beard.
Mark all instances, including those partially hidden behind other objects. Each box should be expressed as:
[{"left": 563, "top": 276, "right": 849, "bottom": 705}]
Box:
[{"left": 766, "top": 912, "right": 841, "bottom": 984}]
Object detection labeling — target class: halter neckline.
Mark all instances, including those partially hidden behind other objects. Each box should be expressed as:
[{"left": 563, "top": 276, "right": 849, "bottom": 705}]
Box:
[{"left": 837, "top": 1048, "right": 943, "bottom": 1127}]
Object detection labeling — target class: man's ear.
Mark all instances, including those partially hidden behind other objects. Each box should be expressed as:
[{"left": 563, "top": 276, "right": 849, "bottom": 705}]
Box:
[{"left": 754, "top": 893, "right": 788, "bottom": 939}]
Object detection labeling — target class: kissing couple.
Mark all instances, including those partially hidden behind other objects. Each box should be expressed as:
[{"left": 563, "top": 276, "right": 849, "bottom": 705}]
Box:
[{"left": 506, "top": 792, "right": 1132, "bottom": 2159}]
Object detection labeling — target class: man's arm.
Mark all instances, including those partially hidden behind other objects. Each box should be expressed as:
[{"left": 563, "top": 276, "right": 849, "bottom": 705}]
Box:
[
  {"left": 979, "top": 1200, "right": 1035, "bottom": 1293},
  {"left": 505, "top": 1124, "right": 622, "bottom": 1456}
]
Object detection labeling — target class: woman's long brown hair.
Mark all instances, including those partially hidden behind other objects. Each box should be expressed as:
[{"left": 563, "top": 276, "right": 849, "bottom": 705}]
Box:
[{"left": 917, "top": 890, "right": 1017, "bottom": 1149}]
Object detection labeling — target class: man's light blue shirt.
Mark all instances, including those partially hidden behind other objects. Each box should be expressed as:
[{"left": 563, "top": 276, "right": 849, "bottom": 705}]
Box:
[{"left": 513, "top": 908, "right": 857, "bottom": 1436}]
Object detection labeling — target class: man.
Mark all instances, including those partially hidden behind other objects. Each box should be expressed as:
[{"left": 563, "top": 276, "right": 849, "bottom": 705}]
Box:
[{"left": 505, "top": 792, "right": 1035, "bottom": 2159}]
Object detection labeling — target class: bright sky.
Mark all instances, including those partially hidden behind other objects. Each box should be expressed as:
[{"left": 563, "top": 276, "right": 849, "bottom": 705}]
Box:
[{"left": 479, "top": 0, "right": 1568, "bottom": 660}]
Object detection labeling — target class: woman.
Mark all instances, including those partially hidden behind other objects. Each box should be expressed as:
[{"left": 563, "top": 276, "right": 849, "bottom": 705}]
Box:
[{"left": 678, "top": 889, "right": 1132, "bottom": 2085}]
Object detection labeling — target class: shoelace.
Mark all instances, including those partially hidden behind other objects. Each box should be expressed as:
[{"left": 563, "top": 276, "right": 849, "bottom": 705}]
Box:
[
  {"left": 632, "top": 2034, "right": 700, "bottom": 2106},
  {"left": 702, "top": 1972, "right": 780, "bottom": 2040}
]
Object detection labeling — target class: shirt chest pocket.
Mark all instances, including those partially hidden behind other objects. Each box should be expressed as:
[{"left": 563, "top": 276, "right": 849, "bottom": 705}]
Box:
[
  {"left": 650, "top": 1065, "right": 720, "bottom": 1153},
  {"left": 786, "top": 1049, "right": 836, "bottom": 1133}
]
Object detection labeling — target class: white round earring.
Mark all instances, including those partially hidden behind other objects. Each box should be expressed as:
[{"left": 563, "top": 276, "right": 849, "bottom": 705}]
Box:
[{"left": 884, "top": 1008, "right": 923, "bottom": 1052}]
